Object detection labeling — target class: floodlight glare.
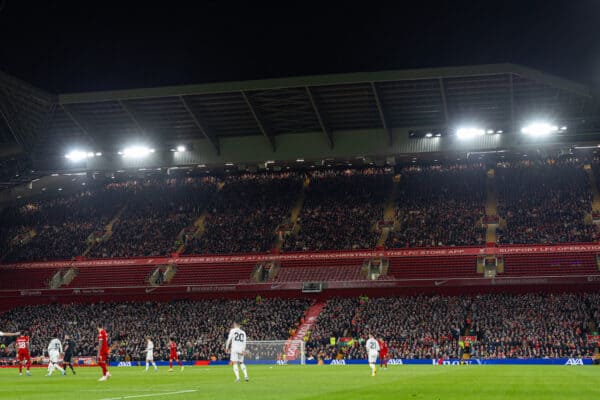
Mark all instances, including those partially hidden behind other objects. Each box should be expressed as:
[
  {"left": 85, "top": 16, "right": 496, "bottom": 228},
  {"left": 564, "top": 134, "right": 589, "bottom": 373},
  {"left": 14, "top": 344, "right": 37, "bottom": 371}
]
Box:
[
  {"left": 456, "top": 127, "right": 485, "bottom": 140},
  {"left": 65, "top": 150, "right": 89, "bottom": 161},
  {"left": 176, "top": 145, "right": 186, "bottom": 152},
  {"left": 425, "top": 132, "right": 433, "bottom": 138},
  {"left": 121, "top": 146, "right": 155, "bottom": 158},
  {"left": 521, "top": 122, "right": 558, "bottom": 137}
]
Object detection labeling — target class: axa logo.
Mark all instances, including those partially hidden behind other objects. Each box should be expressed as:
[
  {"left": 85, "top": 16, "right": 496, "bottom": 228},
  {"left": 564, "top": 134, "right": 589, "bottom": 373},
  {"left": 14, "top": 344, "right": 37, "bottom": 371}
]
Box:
[
  {"left": 565, "top": 358, "right": 584, "bottom": 365},
  {"left": 117, "top": 362, "right": 132, "bottom": 367},
  {"left": 330, "top": 360, "right": 346, "bottom": 365},
  {"left": 387, "top": 359, "right": 403, "bottom": 365}
]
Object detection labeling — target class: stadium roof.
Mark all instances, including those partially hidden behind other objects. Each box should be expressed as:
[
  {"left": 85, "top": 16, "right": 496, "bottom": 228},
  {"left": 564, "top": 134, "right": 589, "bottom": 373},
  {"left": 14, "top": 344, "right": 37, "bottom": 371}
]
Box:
[{"left": 1, "top": 63, "right": 597, "bottom": 158}]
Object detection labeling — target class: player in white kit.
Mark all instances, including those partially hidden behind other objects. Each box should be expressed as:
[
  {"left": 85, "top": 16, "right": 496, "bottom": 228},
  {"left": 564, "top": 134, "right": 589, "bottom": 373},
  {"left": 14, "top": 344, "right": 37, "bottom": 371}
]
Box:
[
  {"left": 365, "top": 334, "right": 380, "bottom": 377},
  {"left": 145, "top": 337, "right": 158, "bottom": 372},
  {"left": 225, "top": 322, "right": 249, "bottom": 382},
  {"left": 47, "top": 337, "right": 66, "bottom": 376}
]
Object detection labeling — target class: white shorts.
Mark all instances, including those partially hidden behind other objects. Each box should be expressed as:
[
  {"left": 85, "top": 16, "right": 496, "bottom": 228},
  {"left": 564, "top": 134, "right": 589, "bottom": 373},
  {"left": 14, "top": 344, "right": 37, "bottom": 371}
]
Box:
[
  {"left": 230, "top": 351, "right": 245, "bottom": 363},
  {"left": 49, "top": 350, "right": 60, "bottom": 363},
  {"left": 146, "top": 352, "right": 154, "bottom": 361},
  {"left": 368, "top": 351, "right": 378, "bottom": 364}
]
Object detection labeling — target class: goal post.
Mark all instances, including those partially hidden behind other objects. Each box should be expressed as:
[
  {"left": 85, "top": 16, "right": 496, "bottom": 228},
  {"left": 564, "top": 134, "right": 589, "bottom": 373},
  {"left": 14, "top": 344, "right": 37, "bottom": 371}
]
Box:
[{"left": 245, "top": 340, "right": 306, "bottom": 365}]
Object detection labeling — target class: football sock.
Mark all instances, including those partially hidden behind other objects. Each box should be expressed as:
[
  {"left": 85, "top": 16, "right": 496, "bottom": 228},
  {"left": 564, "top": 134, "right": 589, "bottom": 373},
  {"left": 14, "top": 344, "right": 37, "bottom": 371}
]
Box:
[
  {"left": 233, "top": 364, "right": 240, "bottom": 380},
  {"left": 240, "top": 363, "right": 248, "bottom": 379}
]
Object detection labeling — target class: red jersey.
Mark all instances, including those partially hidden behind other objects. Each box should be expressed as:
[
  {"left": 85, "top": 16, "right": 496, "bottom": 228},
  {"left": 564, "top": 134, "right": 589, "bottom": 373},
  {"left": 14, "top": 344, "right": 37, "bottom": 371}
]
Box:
[
  {"left": 98, "top": 329, "right": 109, "bottom": 354},
  {"left": 169, "top": 342, "right": 177, "bottom": 356},
  {"left": 378, "top": 340, "right": 388, "bottom": 354},
  {"left": 16, "top": 336, "right": 29, "bottom": 352}
]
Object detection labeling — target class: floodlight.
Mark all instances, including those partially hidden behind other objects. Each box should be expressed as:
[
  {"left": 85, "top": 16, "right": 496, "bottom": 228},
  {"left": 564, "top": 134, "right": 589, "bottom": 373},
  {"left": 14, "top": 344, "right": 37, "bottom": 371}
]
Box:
[
  {"left": 176, "top": 145, "right": 186, "bottom": 152},
  {"left": 65, "top": 150, "right": 89, "bottom": 161},
  {"left": 121, "top": 146, "right": 155, "bottom": 158},
  {"left": 521, "top": 122, "right": 558, "bottom": 137},
  {"left": 425, "top": 132, "right": 433, "bottom": 138},
  {"left": 456, "top": 127, "right": 485, "bottom": 140}
]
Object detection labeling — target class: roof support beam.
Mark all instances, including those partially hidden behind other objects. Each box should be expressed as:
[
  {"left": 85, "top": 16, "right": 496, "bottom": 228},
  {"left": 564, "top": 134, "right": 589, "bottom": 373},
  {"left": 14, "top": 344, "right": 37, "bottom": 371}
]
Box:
[
  {"left": 119, "top": 100, "right": 147, "bottom": 135},
  {"left": 0, "top": 101, "right": 22, "bottom": 146},
  {"left": 305, "top": 87, "right": 333, "bottom": 149},
  {"left": 371, "top": 82, "right": 393, "bottom": 146},
  {"left": 241, "top": 91, "right": 276, "bottom": 152},
  {"left": 508, "top": 73, "right": 515, "bottom": 133},
  {"left": 438, "top": 78, "right": 449, "bottom": 125},
  {"left": 179, "top": 96, "right": 221, "bottom": 155},
  {"left": 62, "top": 105, "right": 97, "bottom": 147}
]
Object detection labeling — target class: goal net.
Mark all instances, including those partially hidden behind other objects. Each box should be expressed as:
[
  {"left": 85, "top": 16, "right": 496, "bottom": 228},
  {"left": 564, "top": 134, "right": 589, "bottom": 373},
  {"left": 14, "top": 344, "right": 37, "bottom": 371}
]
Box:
[{"left": 245, "top": 340, "right": 305, "bottom": 365}]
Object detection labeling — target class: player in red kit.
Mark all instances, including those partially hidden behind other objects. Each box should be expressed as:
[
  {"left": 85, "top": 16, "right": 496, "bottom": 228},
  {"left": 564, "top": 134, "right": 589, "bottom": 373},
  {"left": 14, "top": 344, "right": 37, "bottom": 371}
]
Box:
[
  {"left": 378, "top": 338, "right": 388, "bottom": 369},
  {"left": 15, "top": 330, "right": 31, "bottom": 376},
  {"left": 97, "top": 325, "right": 111, "bottom": 381},
  {"left": 168, "top": 337, "right": 183, "bottom": 372}
]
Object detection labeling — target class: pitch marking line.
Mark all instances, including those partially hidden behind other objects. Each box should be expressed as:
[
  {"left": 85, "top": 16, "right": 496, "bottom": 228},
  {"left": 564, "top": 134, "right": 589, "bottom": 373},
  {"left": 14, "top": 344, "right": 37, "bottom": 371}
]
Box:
[{"left": 99, "top": 389, "right": 197, "bottom": 400}]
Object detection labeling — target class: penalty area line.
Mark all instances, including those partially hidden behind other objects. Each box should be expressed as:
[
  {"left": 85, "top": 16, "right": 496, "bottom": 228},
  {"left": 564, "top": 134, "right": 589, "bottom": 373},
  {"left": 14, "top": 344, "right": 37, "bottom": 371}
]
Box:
[{"left": 99, "top": 389, "right": 197, "bottom": 400}]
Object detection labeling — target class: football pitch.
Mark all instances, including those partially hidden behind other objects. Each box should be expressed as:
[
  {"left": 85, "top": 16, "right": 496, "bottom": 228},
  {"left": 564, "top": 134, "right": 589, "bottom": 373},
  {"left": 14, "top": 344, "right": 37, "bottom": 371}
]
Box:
[{"left": 0, "top": 365, "right": 598, "bottom": 400}]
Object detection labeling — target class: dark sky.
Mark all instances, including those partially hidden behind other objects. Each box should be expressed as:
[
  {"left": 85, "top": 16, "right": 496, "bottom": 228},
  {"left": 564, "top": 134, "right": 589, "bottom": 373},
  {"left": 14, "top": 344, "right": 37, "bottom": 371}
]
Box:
[{"left": 1, "top": 0, "right": 599, "bottom": 93}]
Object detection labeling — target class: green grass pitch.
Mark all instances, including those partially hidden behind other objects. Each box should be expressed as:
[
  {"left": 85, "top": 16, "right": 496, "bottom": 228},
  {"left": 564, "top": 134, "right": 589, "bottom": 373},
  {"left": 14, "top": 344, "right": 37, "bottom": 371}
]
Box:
[{"left": 0, "top": 365, "right": 598, "bottom": 400}]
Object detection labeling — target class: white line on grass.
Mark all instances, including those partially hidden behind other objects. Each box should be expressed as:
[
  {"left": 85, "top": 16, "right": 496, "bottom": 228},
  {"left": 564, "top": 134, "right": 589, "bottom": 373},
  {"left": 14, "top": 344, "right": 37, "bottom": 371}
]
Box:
[{"left": 98, "top": 389, "right": 197, "bottom": 400}]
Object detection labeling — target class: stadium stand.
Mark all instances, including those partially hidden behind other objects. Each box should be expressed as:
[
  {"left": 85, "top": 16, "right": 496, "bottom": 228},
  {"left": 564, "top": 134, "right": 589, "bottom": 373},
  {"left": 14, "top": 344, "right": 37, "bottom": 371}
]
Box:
[
  {"left": 307, "top": 293, "right": 599, "bottom": 360},
  {"left": 283, "top": 168, "right": 392, "bottom": 252},
  {"left": 0, "top": 298, "right": 311, "bottom": 361},
  {"left": 496, "top": 159, "right": 597, "bottom": 244},
  {"left": 184, "top": 172, "right": 302, "bottom": 255},
  {"left": 386, "top": 163, "right": 487, "bottom": 248}
]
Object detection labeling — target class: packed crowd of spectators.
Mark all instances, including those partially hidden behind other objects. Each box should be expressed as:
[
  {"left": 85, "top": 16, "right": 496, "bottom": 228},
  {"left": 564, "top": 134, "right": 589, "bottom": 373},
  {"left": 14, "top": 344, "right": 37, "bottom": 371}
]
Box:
[
  {"left": 4, "top": 160, "right": 600, "bottom": 264},
  {"left": 467, "top": 293, "right": 598, "bottom": 359},
  {"left": 1, "top": 293, "right": 599, "bottom": 361},
  {"left": 387, "top": 163, "right": 487, "bottom": 248},
  {"left": 0, "top": 297, "right": 310, "bottom": 361},
  {"left": 496, "top": 159, "right": 597, "bottom": 244},
  {"left": 283, "top": 169, "right": 392, "bottom": 252},
  {"left": 184, "top": 172, "right": 303, "bottom": 255},
  {"left": 306, "top": 293, "right": 600, "bottom": 360},
  {"left": 306, "top": 296, "right": 466, "bottom": 360},
  {"left": 0, "top": 183, "right": 121, "bottom": 262},
  {"left": 88, "top": 177, "right": 217, "bottom": 258}
]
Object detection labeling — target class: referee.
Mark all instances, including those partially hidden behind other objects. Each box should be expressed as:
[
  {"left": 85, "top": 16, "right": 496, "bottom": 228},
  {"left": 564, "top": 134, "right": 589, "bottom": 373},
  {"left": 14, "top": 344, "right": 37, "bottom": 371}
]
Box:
[{"left": 63, "top": 334, "right": 76, "bottom": 375}]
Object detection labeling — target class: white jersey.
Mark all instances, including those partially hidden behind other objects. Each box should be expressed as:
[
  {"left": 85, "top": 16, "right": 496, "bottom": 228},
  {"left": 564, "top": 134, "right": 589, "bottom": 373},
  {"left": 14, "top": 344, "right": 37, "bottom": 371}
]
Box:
[
  {"left": 48, "top": 338, "right": 63, "bottom": 354},
  {"left": 146, "top": 340, "right": 154, "bottom": 360},
  {"left": 366, "top": 338, "right": 380, "bottom": 355},
  {"left": 226, "top": 328, "right": 247, "bottom": 353}
]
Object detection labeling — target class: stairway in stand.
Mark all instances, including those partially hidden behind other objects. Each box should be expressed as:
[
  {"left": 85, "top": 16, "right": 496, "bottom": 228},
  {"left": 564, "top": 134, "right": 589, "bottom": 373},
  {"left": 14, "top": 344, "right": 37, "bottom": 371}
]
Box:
[
  {"left": 286, "top": 300, "right": 325, "bottom": 360},
  {"left": 376, "top": 174, "right": 400, "bottom": 247},
  {"left": 82, "top": 204, "right": 127, "bottom": 257},
  {"left": 484, "top": 168, "right": 499, "bottom": 245},
  {"left": 176, "top": 182, "right": 225, "bottom": 253},
  {"left": 276, "top": 176, "right": 310, "bottom": 251},
  {"left": 584, "top": 164, "right": 600, "bottom": 222}
]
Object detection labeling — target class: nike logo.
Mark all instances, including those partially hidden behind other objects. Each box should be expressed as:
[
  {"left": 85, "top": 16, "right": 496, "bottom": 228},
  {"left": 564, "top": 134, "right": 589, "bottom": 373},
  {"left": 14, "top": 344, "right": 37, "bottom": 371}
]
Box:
[{"left": 434, "top": 280, "right": 447, "bottom": 287}]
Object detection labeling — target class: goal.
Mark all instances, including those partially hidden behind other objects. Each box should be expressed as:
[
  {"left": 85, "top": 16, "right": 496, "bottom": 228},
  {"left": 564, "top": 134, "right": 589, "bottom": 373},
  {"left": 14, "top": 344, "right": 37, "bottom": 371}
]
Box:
[{"left": 245, "top": 340, "right": 306, "bottom": 365}]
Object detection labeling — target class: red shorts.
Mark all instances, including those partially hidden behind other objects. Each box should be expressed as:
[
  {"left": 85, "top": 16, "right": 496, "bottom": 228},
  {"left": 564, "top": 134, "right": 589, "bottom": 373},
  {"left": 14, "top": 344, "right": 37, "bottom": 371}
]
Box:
[
  {"left": 380, "top": 351, "right": 388, "bottom": 358},
  {"left": 97, "top": 352, "right": 109, "bottom": 363},
  {"left": 17, "top": 351, "right": 30, "bottom": 361},
  {"left": 170, "top": 353, "right": 178, "bottom": 360}
]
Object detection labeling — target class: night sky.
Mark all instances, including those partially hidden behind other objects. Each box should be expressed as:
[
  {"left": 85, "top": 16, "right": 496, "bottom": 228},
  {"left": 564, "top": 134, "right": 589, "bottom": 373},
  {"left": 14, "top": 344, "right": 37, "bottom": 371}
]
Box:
[{"left": 0, "top": 0, "right": 599, "bottom": 93}]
